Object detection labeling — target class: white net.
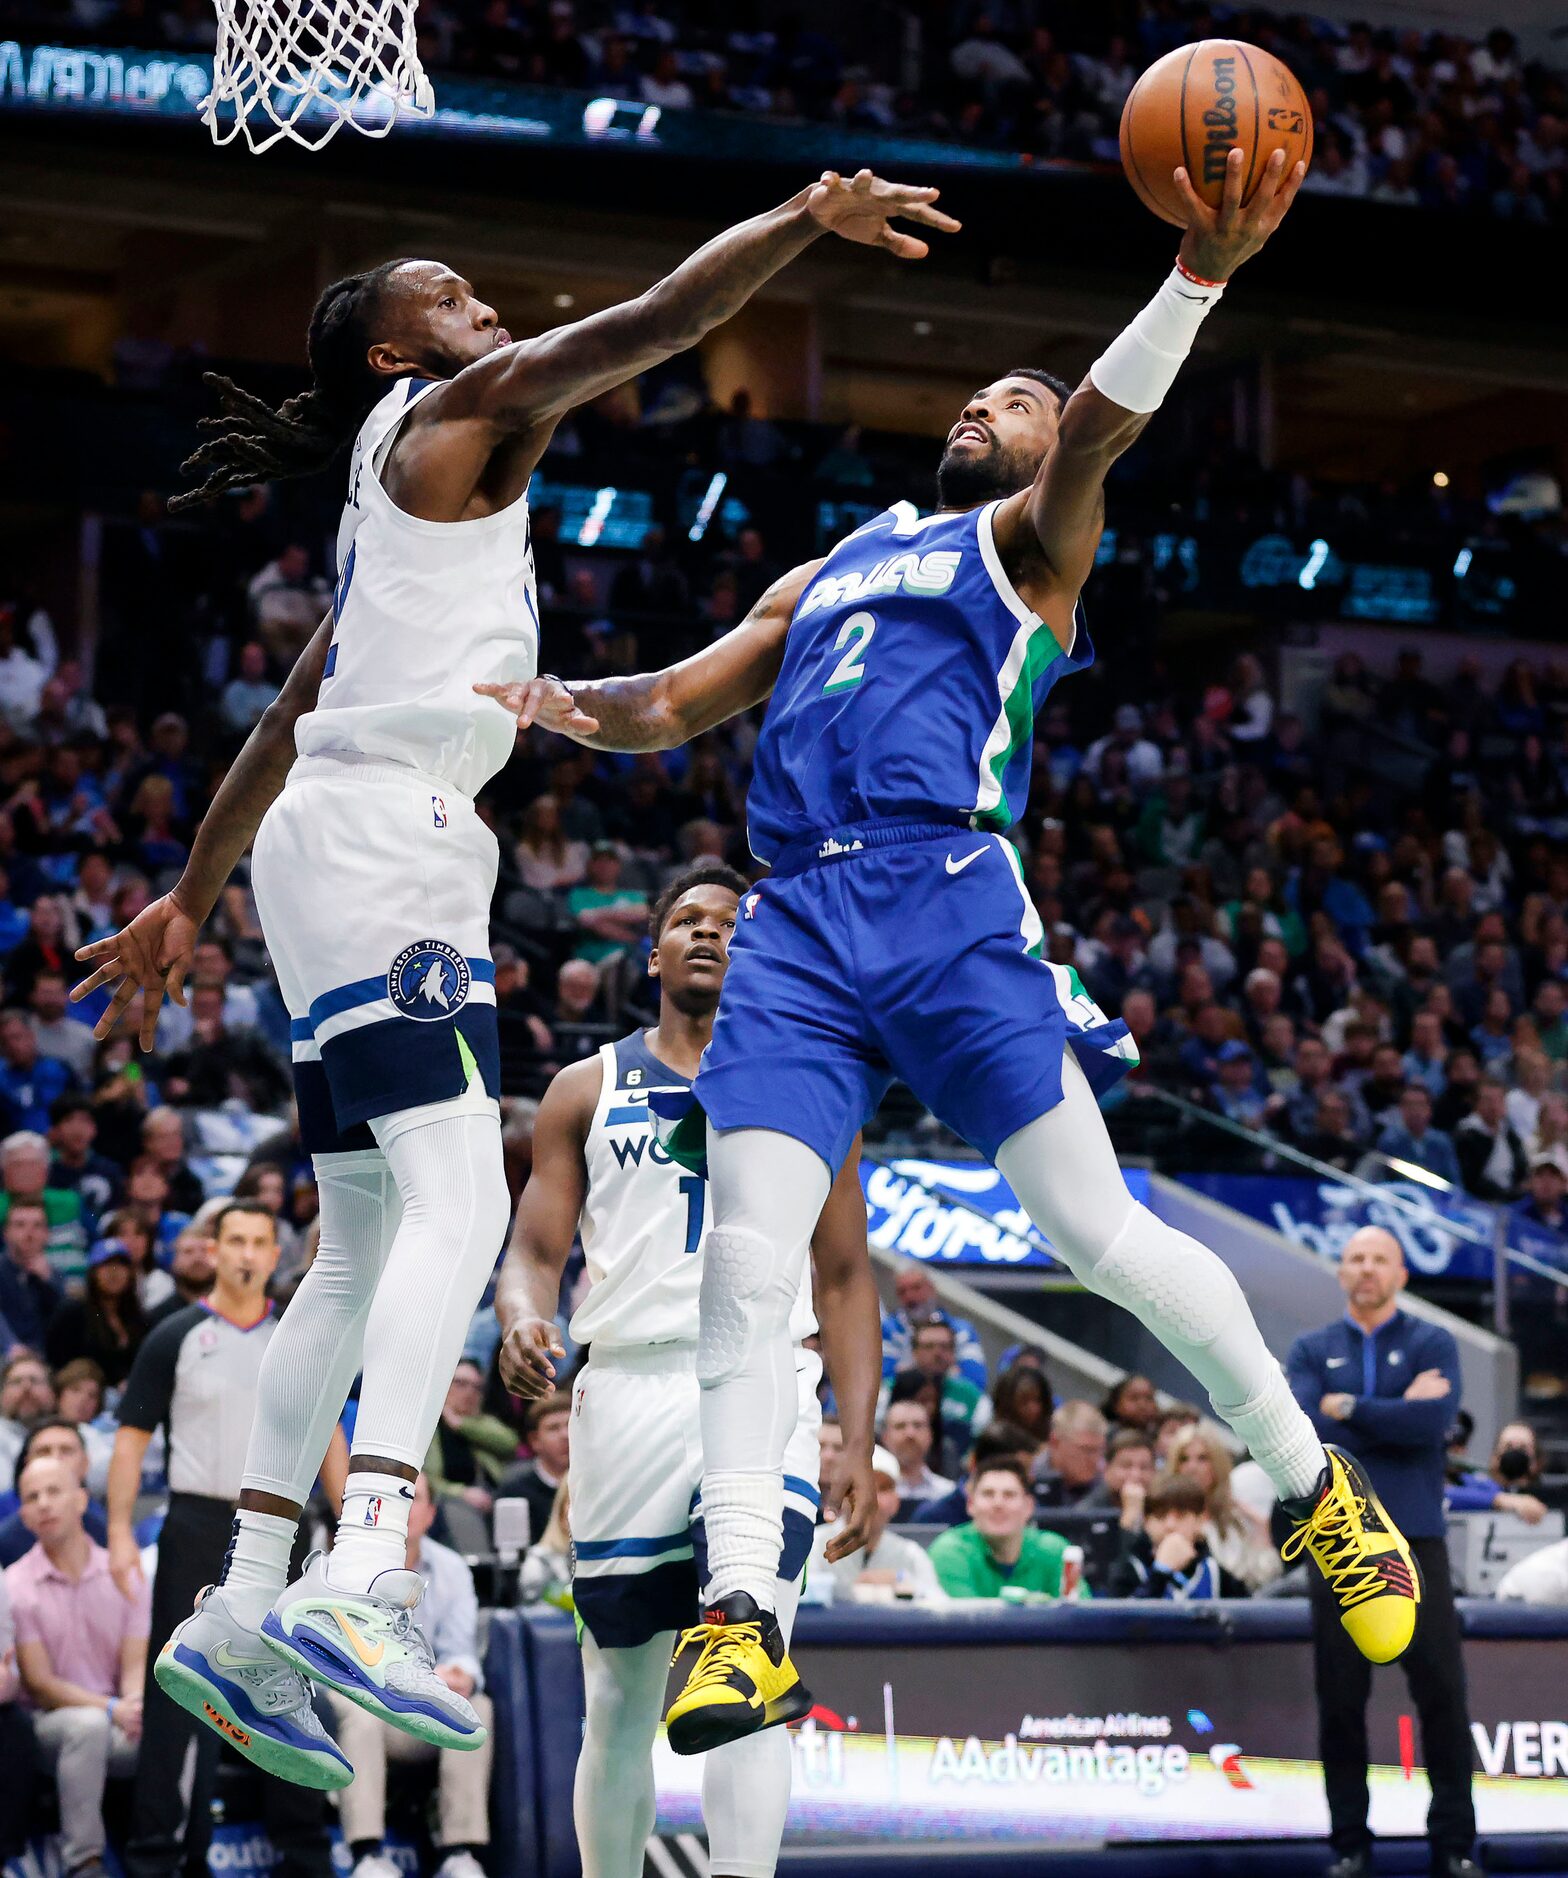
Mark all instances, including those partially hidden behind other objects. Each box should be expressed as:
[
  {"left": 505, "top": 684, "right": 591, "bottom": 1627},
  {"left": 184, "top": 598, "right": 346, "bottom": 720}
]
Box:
[{"left": 203, "top": 0, "right": 435, "bottom": 152}]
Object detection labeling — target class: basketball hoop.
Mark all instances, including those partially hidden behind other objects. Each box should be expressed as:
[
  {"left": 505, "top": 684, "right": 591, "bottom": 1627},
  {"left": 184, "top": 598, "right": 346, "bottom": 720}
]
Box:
[{"left": 203, "top": 0, "right": 435, "bottom": 152}]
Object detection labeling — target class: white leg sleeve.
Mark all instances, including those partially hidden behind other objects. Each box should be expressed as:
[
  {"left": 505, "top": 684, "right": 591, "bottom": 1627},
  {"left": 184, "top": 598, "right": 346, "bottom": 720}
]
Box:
[
  {"left": 575, "top": 1632, "right": 669, "bottom": 1878},
  {"left": 700, "top": 1129, "right": 831, "bottom": 1609},
  {"left": 995, "top": 1054, "right": 1326, "bottom": 1501},
  {"left": 241, "top": 1149, "right": 400, "bottom": 1503},
  {"left": 702, "top": 1578, "right": 799, "bottom": 1877}
]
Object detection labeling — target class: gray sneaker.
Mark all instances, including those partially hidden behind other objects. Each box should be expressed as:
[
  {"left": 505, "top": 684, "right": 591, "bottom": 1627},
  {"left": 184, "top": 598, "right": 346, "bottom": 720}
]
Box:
[
  {"left": 155, "top": 1585, "right": 353, "bottom": 1790},
  {"left": 262, "top": 1553, "right": 487, "bottom": 1750}
]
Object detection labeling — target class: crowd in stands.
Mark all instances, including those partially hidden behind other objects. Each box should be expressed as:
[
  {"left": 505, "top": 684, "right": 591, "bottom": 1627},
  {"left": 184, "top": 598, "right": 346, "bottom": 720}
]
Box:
[{"left": 4, "top": 0, "right": 1565, "bottom": 226}]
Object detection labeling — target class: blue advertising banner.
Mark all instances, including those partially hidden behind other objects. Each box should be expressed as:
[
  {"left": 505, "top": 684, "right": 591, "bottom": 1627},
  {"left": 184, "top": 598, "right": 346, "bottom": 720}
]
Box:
[
  {"left": 860, "top": 1158, "right": 1150, "bottom": 1273},
  {"left": 1173, "top": 1171, "right": 1568, "bottom": 1283}
]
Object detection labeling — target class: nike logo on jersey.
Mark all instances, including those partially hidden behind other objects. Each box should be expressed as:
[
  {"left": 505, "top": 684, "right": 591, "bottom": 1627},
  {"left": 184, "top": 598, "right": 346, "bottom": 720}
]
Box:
[
  {"left": 946, "top": 848, "right": 988, "bottom": 875},
  {"left": 797, "top": 548, "right": 961, "bottom": 619}
]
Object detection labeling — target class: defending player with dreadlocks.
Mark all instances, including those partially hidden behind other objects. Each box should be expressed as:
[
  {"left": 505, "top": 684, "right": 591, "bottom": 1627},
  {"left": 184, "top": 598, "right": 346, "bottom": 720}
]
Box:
[{"left": 74, "top": 172, "right": 958, "bottom": 1792}]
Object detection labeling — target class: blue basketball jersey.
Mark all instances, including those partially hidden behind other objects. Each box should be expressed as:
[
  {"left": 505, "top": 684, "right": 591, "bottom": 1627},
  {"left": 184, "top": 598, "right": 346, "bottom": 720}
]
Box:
[{"left": 746, "top": 499, "right": 1094, "bottom": 864}]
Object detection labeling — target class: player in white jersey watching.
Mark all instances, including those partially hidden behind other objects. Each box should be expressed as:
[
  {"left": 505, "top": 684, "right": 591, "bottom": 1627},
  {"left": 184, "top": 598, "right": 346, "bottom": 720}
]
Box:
[
  {"left": 494, "top": 863, "right": 880, "bottom": 1878},
  {"left": 71, "top": 172, "right": 955, "bottom": 1790}
]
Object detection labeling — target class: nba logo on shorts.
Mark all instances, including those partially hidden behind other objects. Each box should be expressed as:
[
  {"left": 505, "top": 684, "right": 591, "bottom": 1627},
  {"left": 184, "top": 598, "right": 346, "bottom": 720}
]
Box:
[
  {"left": 432, "top": 795, "right": 447, "bottom": 828},
  {"left": 745, "top": 893, "right": 760, "bottom": 920},
  {"left": 388, "top": 940, "right": 471, "bottom": 1020},
  {"left": 364, "top": 1496, "right": 382, "bottom": 1527}
]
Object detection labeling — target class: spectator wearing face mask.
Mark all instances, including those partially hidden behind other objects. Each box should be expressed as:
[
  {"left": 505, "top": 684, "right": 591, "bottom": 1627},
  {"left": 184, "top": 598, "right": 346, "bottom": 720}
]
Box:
[{"left": 1446, "top": 1420, "right": 1549, "bottom": 1523}]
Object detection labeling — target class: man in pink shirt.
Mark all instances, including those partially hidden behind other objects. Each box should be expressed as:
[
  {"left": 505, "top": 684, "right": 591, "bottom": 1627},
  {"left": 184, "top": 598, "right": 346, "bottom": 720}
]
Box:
[{"left": 5, "top": 1453, "right": 149, "bottom": 1878}]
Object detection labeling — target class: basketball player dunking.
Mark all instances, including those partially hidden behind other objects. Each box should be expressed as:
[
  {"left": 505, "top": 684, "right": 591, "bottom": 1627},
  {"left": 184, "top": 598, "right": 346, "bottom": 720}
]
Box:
[
  {"left": 73, "top": 171, "right": 957, "bottom": 1789},
  {"left": 483, "top": 146, "right": 1422, "bottom": 1753},
  {"left": 492, "top": 861, "right": 879, "bottom": 1878}
]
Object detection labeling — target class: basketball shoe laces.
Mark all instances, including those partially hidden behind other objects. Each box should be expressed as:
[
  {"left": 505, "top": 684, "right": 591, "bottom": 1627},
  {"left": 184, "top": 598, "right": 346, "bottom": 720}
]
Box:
[
  {"left": 1279, "top": 1469, "right": 1391, "bottom": 1610},
  {"left": 673, "top": 1619, "right": 767, "bottom": 1690}
]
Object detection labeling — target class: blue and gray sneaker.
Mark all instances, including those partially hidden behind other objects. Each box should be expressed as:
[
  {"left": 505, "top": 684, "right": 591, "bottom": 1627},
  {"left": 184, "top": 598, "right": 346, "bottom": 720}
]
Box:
[
  {"left": 261, "top": 1553, "right": 487, "bottom": 1751},
  {"left": 154, "top": 1585, "right": 353, "bottom": 1791}
]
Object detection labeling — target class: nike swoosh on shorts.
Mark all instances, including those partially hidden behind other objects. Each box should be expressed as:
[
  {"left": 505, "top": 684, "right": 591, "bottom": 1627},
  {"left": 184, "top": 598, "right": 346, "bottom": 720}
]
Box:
[{"left": 946, "top": 848, "right": 987, "bottom": 876}]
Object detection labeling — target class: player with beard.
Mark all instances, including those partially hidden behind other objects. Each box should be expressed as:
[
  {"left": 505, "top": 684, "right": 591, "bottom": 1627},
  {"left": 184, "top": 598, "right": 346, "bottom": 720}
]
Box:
[
  {"left": 480, "top": 147, "right": 1421, "bottom": 1752},
  {"left": 493, "top": 862, "right": 878, "bottom": 1878}
]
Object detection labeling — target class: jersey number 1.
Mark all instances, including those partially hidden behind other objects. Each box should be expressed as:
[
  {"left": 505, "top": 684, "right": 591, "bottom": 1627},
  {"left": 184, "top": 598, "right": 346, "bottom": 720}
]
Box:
[
  {"left": 822, "top": 610, "right": 876, "bottom": 696},
  {"left": 679, "top": 1176, "right": 705, "bottom": 1254}
]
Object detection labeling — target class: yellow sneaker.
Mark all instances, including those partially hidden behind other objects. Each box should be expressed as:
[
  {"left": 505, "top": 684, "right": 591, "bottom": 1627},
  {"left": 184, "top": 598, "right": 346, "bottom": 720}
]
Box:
[
  {"left": 664, "top": 1592, "right": 812, "bottom": 1756},
  {"left": 1281, "top": 1445, "right": 1421, "bottom": 1663}
]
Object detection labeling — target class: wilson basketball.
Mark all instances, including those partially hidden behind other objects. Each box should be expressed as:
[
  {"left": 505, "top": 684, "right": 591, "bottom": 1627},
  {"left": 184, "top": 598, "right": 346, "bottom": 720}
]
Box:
[{"left": 1120, "top": 40, "right": 1313, "bottom": 227}]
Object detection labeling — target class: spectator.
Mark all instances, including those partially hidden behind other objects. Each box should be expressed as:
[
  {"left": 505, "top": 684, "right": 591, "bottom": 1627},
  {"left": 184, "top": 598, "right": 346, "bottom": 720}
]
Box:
[
  {"left": 517, "top": 1479, "right": 572, "bottom": 1607},
  {"left": 912, "top": 1421, "right": 1040, "bottom": 1528},
  {"left": 218, "top": 641, "right": 279, "bottom": 736},
  {"left": 0, "top": 1419, "right": 110, "bottom": 1566},
  {"left": 329, "top": 1475, "right": 492, "bottom": 1878},
  {"left": 1287, "top": 1228, "right": 1475, "bottom": 1878},
  {"left": 1375, "top": 1084, "right": 1462, "bottom": 1187},
  {"left": 0, "top": 1563, "right": 35, "bottom": 1863},
  {"left": 1102, "top": 1372, "right": 1159, "bottom": 1436},
  {"left": 1446, "top": 1420, "right": 1549, "bottom": 1523},
  {"left": 425, "top": 1360, "right": 518, "bottom": 1517},
  {"left": 551, "top": 957, "right": 608, "bottom": 1065},
  {"left": 47, "top": 1099, "right": 121, "bottom": 1228},
  {"left": 815, "top": 1415, "right": 843, "bottom": 1505},
  {"left": 879, "top": 1398, "right": 953, "bottom": 1514},
  {"left": 1154, "top": 1401, "right": 1202, "bottom": 1465},
  {"left": 27, "top": 975, "right": 94, "bottom": 1085},
  {"left": 5, "top": 1450, "right": 148, "bottom": 1878},
  {"left": 495, "top": 1389, "right": 570, "bottom": 1543},
  {"left": 1105, "top": 1472, "right": 1249, "bottom": 1600},
  {"left": 137, "top": 1109, "right": 206, "bottom": 1216},
  {"left": 880, "top": 1260, "right": 987, "bottom": 1391},
  {"left": 804, "top": 1446, "right": 947, "bottom": 1605},
  {"left": 51, "top": 1369, "right": 114, "bottom": 1495},
  {"left": 159, "top": 983, "right": 291, "bottom": 1112},
  {"left": 991, "top": 1361, "right": 1052, "bottom": 1443},
  {"left": 1454, "top": 1078, "right": 1528, "bottom": 1200},
  {"left": 902, "top": 1318, "right": 990, "bottom": 1454},
  {"left": 567, "top": 843, "right": 649, "bottom": 964},
  {"left": 516, "top": 796, "right": 589, "bottom": 891},
  {"left": 1166, "top": 1423, "right": 1282, "bottom": 1590},
  {"left": 0, "top": 1199, "right": 61, "bottom": 1354},
  {"left": 1, "top": 1015, "right": 74, "bottom": 1136},
  {"left": 45, "top": 1241, "right": 146, "bottom": 1387},
  {"left": 1081, "top": 1426, "right": 1156, "bottom": 1516},
  {"left": 1031, "top": 1400, "right": 1107, "bottom": 1509},
  {"left": 0, "top": 1351, "right": 56, "bottom": 1489},
  {"left": 929, "top": 1458, "right": 1082, "bottom": 1601},
  {"left": 143, "top": 1224, "right": 215, "bottom": 1328}
]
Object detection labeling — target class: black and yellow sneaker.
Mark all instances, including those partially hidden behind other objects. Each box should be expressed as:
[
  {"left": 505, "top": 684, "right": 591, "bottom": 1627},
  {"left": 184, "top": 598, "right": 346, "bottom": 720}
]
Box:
[
  {"left": 1281, "top": 1445, "right": 1421, "bottom": 1663},
  {"left": 664, "top": 1592, "right": 812, "bottom": 1756}
]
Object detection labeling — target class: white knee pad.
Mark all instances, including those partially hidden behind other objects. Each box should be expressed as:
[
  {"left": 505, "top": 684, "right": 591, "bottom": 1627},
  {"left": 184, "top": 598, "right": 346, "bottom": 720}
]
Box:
[
  {"left": 698, "top": 1226, "right": 788, "bottom": 1387},
  {"left": 1090, "top": 1204, "right": 1245, "bottom": 1353}
]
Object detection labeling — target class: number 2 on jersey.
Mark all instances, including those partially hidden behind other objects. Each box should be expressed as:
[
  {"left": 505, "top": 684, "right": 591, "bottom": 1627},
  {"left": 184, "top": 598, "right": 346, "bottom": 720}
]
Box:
[
  {"left": 679, "top": 1175, "right": 705, "bottom": 1254},
  {"left": 822, "top": 610, "right": 876, "bottom": 696}
]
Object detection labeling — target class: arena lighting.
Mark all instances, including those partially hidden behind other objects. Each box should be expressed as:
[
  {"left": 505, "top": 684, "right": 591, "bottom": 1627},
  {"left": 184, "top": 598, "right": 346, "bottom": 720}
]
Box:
[
  {"left": 1454, "top": 547, "right": 1473, "bottom": 578},
  {"left": 1297, "top": 537, "right": 1331, "bottom": 590},
  {"left": 1433, "top": 471, "right": 1451, "bottom": 488},
  {"left": 1381, "top": 1155, "right": 1451, "bottom": 1192},
  {"left": 553, "top": 292, "right": 575, "bottom": 309},
  {"left": 577, "top": 486, "right": 616, "bottom": 546},
  {"left": 688, "top": 470, "right": 727, "bottom": 543}
]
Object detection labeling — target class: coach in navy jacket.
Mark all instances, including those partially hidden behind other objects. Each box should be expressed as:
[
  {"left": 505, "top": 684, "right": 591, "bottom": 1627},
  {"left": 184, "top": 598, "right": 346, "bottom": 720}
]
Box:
[{"left": 1286, "top": 1227, "right": 1477, "bottom": 1878}]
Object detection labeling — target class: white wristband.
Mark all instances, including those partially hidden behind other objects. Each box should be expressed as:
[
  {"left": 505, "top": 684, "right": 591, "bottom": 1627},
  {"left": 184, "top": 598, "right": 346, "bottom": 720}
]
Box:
[{"left": 1088, "top": 265, "right": 1225, "bottom": 415}]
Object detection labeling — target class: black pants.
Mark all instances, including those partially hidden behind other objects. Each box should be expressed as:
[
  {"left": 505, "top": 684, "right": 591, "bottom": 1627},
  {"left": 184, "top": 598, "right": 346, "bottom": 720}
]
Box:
[
  {"left": 125, "top": 1494, "right": 331, "bottom": 1878},
  {"left": 1311, "top": 1535, "right": 1476, "bottom": 1863}
]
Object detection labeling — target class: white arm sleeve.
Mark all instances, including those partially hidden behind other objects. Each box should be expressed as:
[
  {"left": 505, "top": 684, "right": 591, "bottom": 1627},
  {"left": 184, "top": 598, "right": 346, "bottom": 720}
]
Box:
[{"left": 1088, "top": 267, "right": 1226, "bottom": 415}]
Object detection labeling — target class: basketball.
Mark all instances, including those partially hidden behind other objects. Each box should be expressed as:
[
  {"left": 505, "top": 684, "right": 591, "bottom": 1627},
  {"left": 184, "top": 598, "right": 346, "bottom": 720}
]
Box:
[{"left": 1120, "top": 39, "right": 1313, "bottom": 227}]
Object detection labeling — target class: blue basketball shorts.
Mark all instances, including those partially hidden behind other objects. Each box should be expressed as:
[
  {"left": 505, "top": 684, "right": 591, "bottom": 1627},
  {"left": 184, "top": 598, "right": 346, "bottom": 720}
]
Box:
[
  {"left": 251, "top": 755, "right": 501, "bottom": 1155},
  {"left": 694, "top": 821, "right": 1138, "bottom": 1173}
]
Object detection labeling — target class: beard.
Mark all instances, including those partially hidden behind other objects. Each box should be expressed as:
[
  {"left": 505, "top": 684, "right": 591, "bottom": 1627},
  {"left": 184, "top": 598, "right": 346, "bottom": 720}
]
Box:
[{"left": 935, "top": 436, "right": 1038, "bottom": 509}]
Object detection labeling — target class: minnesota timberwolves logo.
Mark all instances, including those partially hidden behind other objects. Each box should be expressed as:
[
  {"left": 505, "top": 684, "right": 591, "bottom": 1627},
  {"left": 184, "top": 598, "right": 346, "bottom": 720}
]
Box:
[{"left": 388, "top": 940, "right": 470, "bottom": 1021}]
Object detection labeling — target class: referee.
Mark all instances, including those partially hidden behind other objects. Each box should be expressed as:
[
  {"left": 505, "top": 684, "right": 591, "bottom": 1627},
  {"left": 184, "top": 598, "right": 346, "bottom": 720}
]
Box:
[
  {"left": 1286, "top": 1226, "right": 1478, "bottom": 1878},
  {"left": 106, "top": 1200, "right": 335, "bottom": 1878}
]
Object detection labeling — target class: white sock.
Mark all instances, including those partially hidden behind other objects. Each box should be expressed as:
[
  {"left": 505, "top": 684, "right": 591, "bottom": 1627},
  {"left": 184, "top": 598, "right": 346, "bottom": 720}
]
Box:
[
  {"left": 698, "top": 1129, "right": 830, "bottom": 1609},
  {"left": 329, "top": 1470, "right": 416, "bottom": 1589},
  {"left": 219, "top": 1509, "right": 297, "bottom": 1625},
  {"left": 574, "top": 1632, "right": 667, "bottom": 1878},
  {"left": 996, "top": 1052, "right": 1328, "bottom": 1505}
]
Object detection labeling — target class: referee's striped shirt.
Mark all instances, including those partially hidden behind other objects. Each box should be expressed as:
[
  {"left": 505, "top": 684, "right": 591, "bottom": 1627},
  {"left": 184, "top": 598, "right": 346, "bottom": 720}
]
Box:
[{"left": 118, "top": 1301, "right": 277, "bottom": 1502}]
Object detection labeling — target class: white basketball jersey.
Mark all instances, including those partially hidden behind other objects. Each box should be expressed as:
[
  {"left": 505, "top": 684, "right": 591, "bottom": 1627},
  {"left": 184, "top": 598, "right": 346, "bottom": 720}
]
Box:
[
  {"left": 293, "top": 377, "right": 540, "bottom": 799},
  {"left": 570, "top": 1033, "right": 817, "bottom": 1352}
]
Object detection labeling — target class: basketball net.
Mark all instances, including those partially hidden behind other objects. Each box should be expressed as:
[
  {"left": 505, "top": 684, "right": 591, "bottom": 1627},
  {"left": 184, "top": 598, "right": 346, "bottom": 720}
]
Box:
[{"left": 203, "top": 0, "right": 434, "bottom": 152}]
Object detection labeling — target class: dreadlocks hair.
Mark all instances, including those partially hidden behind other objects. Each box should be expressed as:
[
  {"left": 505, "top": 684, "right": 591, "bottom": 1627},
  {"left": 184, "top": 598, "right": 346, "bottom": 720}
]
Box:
[
  {"left": 168, "top": 259, "right": 417, "bottom": 513},
  {"left": 1004, "top": 367, "right": 1074, "bottom": 412},
  {"left": 651, "top": 861, "right": 751, "bottom": 941}
]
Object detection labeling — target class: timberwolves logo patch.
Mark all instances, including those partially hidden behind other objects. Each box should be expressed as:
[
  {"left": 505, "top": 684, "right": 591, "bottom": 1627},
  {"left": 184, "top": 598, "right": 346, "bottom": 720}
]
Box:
[{"left": 388, "top": 940, "right": 470, "bottom": 1021}]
